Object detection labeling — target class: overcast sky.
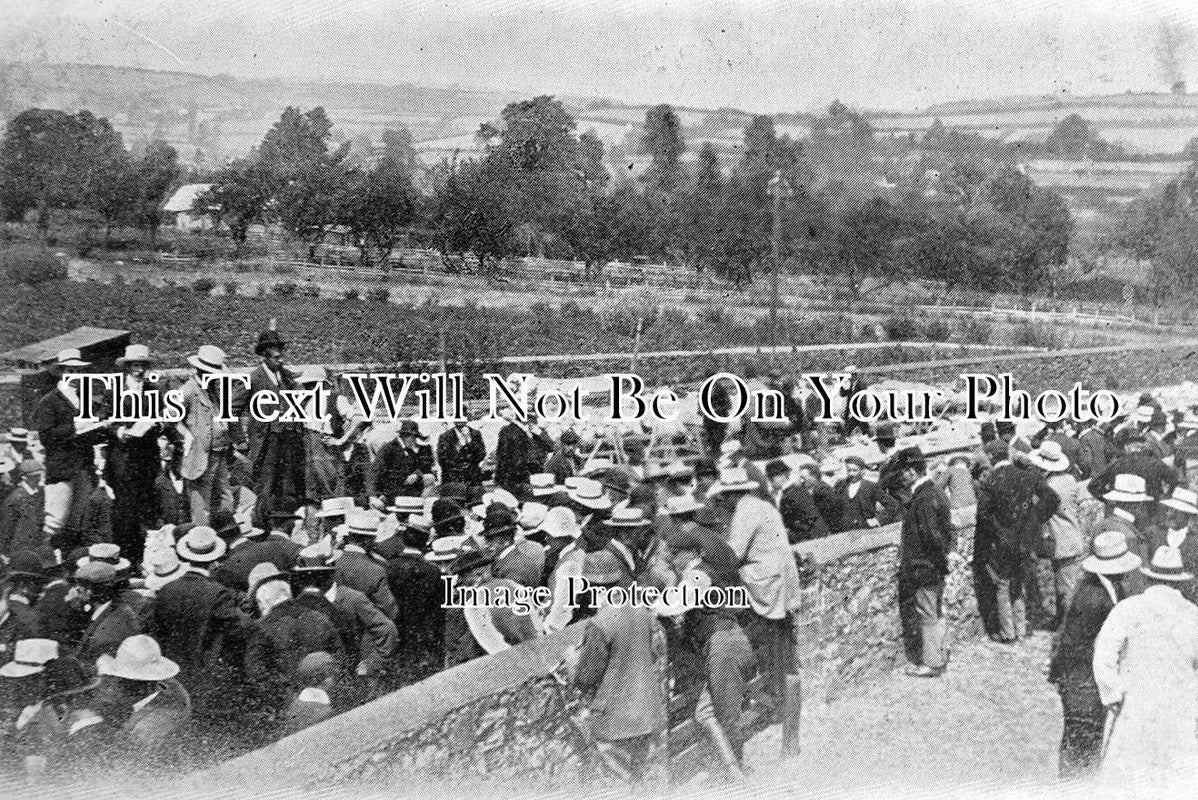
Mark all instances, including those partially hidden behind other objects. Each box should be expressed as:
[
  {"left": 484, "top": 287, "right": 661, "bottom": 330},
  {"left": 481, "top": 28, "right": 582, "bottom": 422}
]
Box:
[{"left": 4, "top": 0, "right": 1198, "bottom": 113}]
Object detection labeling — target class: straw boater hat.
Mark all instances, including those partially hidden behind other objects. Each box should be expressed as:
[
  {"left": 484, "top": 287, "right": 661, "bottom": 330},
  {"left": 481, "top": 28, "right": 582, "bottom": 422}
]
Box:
[
  {"left": 314, "top": 497, "right": 355, "bottom": 519},
  {"left": 73, "top": 561, "right": 119, "bottom": 587},
  {"left": 115, "top": 344, "right": 154, "bottom": 367},
  {"left": 54, "top": 348, "right": 89, "bottom": 368},
  {"left": 5, "top": 428, "right": 30, "bottom": 444},
  {"left": 175, "top": 526, "right": 228, "bottom": 563},
  {"left": 528, "top": 473, "right": 558, "bottom": 497},
  {"left": 387, "top": 496, "right": 425, "bottom": 515},
  {"left": 1141, "top": 545, "right": 1194, "bottom": 583},
  {"left": 536, "top": 506, "right": 582, "bottom": 540},
  {"left": 425, "top": 535, "right": 468, "bottom": 563},
  {"left": 518, "top": 502, "right": 549, "bottom": 530},
  {"left": 662, "top": 494, "right": 706, "bottom": 516},
  {"left": 187, "top": 345, "right": 227, "bottom": 374},
  {"left": 144, "top": 548, "right": 187, "bottom": 591},
  {"left": 0, "top": 638, "right": 59, "bottom": 678},
  {"left": 97, "top": 635, "right": 179, "bottom": 682},
  {"left": 567, "top": 478, "right": 612, "bottom": 511},
  {"left": 76, "top": 543, "right": 131, "bottom": 573},
  {"left": 248, "top": 562, "right": 290, "bottom": 597},
  {"left": 482, "top": 488, "right": 520, "bottom": 512},
  {"left": 1082, "top": 531, "right": 1142, "bottom": 576},
  {"left": 344, "top": 509, "right": 382, "bottom": 539},
  {"left": 1161, "top": 487, "right": 1198, "bottom": 516},
  {"left": 705, "top": 466, "right": 759, "bottom": 499},
  {"left": 603, "top": 504, "right": 653, "bottom": 529},
  {"left": 1103, "top": 474, "right": 1152, "bottom": 504},
  {"left": 1027, "top": 441, "right": 1070, "bottom": 473}
]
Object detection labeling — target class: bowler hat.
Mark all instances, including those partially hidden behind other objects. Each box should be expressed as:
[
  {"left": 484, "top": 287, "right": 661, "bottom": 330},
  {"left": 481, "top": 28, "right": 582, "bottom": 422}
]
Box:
[
  {"left": 5, "top": 549, "right": 53, "bottom": 581},
  {"left": 115, "top": 344, "right": 154, "bottom": 366},
  {"left": 254, "top": 326, "right": 286, "bottom": 356}
]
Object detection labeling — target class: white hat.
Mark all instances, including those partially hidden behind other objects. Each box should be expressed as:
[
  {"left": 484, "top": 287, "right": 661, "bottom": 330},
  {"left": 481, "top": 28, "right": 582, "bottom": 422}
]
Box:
[
  {"left": 54, "top": 348, "right": 89, "bottom": 367},
  {"left": 662, "top": 494, "right": 706, "bottom": 516},
  {"left": 1082, "top": 531, "right": 1142, "bottom": 576},
  {"left": 536, "top": 506, "right": 582, "bottom": 540},
  {"left": 1161, "top": 487, "right": 1198, "bottom": 516},
  {"left": 1027, "top": 441, "right": 1070, "bottom": 473},
  {"left": 1132, "top": 405, "right": 1155, "bottom": 425},
  {"left": 143, "top": 548, "right": 187, "bottom": 591},
  {"left": 1141, "top": 545, "right": 1194, "bottom": 583},
  {"left": 344, "top": 509, "right": 382, "bottom": 538},
  {"left": 187, "top": 344, "right": 227, "bottom": 373},
  {"left": 248, "top": 562, "right": 288, "bottom": 594},
  {"left": 175, "top": 526, "right": 228, "bottom": 563},
  {"left": 719, "top": 440, "right": 742, "bottom": 457},
  {"left": 705, "top": 466, "right": 760, "bottom": 498},
  {"left": 529, "top": 473, "right": 558, "bottom": 496},
  {"left": 115, "top": 344, "right": 154, "bottom": 366},
  {"left": 425, "top": 535, "right": 467, "bottom": 562},
  {"left": 0, "top": 638, "right": 59, "bottom": 677},
  {"left": 76, "top": 542, "right": 132, "bottom": 573},
  {"left": 566, "top": 478, "right": 612, "bottom": 510},
  {"left": 482, "top": 488, "right": 520, "bottom": 511},
  {"left": 314, "top": 497, "right": 356, "bottom": 518},
  {"left": 97, "top": 635, "right": 179, "bottom": 682},
  {"left": 1103, "top": 474, "right": 1152, "bottom": 503},
  {"left": 297, "top": 365, "right": 329, "bottom": 385},
  {"left": 518, "top": 502, "right": 549, "bottom": 530},
  {"left": 386, "top": 496, "right": 425, "bottom": 515}
]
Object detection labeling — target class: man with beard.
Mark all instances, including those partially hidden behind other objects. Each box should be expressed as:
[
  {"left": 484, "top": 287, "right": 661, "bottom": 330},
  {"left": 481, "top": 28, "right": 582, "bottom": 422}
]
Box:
[{"left": 436, "top": 416, "right": 486, "bottom": 490}]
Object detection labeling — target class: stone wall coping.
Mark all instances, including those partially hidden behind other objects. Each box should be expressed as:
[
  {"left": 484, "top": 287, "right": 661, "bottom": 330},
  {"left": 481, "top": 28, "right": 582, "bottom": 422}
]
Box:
[
  {"left": 793, "top": 503, "right": 976, "bottom": 565},
  {"left": 185, "top": 624, "right": 584, "bottom": 793}
]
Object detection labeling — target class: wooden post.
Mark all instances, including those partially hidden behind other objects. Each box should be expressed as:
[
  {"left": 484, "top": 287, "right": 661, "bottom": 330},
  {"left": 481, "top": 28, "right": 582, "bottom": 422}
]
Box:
[{"left": 781, "top": 672, "right": 803, "bottom": 757}]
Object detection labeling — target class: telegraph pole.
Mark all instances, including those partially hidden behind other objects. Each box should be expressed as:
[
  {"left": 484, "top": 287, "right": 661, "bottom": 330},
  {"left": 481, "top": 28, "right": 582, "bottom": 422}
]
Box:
[{"left": 767, "top": 170, "right": 792, "bottom": 366}]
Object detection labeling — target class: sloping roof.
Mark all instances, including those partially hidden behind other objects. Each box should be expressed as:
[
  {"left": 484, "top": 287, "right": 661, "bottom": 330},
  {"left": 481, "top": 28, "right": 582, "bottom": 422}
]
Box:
[
  {"left": 162, "top": 183, "right": 214, "bottom": 213},
  {"left": 0, "top": 327, "right": 129, "bottom": 367}
]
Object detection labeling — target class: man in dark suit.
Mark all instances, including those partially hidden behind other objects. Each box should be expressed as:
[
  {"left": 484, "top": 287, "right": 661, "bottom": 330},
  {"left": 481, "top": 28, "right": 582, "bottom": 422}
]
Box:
[
  {"left": 801, "top": 462, "right": 845, "bottom": 534},
  {"left": 834, "top": 455, "right": 898, "bottom": 532},
  {"left": 333, "top": 510, "right": 398, "bottom": 620},
  {"left": 0, "top": 460, "right": 45, "bottom": 557},
  {"left": 70, "top": 561, "right": 141, "bottom": 665},
  {"left": 896, "top": 447, "right": 957, "bottom": 677},
  {"left": 436, "top": 418, "right": 486, "bottom": 490},
  {"left": 232, "top": 326, "right": 306, "bottom": 527},
  {"left": 213, "top": 505, "right": 303, "bottom": 591},
  {"left": 494, "top": 413, "right": 554, "bottom": 492},
  {"left": 34, "top": 348, "right": 111, "bottom": 552},
  {"left": 543, "top": 430, "right": 582, "bottom": 484},
  {"left": 381, "top": 524, "right": 443, "bottom": 682},
  {"left": 147, "top": 526, "right": 249, "bottom": 724},
  {"left": 106, "top": 344, "right": 166, "bottom": 566},
  {"left": 765, "top": 460, "right": 831, "bottom": 543},
  {"left": 369, "top": 420, "right": 435, "bottom": 503},
  {"left": 1088, "top": 430, "right": 1178, "bottom": 502}
]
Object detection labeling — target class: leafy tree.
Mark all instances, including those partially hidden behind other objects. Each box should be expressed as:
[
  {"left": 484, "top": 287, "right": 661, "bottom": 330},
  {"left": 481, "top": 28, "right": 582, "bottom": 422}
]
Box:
[
  {"left": 134, "top": 140, "right": 179, "bottom": 248},
  {"left": 338, "top": 153, "right": 417, "bottom": 266},
  {"left": 198, "top": 159, "right": 271, "bottom": 258},
  {"left": 639, "top": 104, "right": 685, "bottom": 193}
]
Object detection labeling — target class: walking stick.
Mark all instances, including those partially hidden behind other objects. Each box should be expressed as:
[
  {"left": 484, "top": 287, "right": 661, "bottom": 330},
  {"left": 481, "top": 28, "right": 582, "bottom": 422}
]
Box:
[{"left": 1100, "top": 704, "right": 1119, "bottom": 762}]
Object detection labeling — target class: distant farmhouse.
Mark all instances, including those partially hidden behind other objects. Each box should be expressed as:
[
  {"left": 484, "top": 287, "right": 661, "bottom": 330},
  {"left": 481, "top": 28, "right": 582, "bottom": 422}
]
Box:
[{"left": 161, "top": 183, "right": 215, "bottom": 231}]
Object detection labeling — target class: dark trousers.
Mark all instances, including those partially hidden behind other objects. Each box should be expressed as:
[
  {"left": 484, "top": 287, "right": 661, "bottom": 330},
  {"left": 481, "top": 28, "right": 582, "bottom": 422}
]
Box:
[
  {"left": 697, "top": 626, "right": 757, "bottom": 759},
  {"left": 742, "top": 612, "right": 794, "bottom": 716},
  {"left": 111, "top": 467, "right": 158, "bottom": 566},
  {"left": 1058, "top": 679, "right": 1105, "bottom": 781}
]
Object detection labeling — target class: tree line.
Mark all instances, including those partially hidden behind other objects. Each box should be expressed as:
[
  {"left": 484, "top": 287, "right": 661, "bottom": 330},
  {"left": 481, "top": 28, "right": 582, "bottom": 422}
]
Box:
[{"left": 0, "top": 98, "right": 1075, "bottom": 297}]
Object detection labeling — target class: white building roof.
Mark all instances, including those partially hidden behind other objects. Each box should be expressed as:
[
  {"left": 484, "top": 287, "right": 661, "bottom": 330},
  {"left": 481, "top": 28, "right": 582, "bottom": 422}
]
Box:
[{"left": 162, "top": 183, "right": 214, "bottom": 213}]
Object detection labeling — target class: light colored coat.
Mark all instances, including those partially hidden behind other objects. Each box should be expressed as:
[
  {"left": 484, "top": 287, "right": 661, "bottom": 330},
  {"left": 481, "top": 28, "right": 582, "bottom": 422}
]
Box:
[
  {"left": 726, "top": 493, "right": 801, "bottom": 619},
  {"left": 1093, "top": 583, "right": 1198, "bottom": 782},
  {"left": 177, "top": 376, "right": 223, "bottom": 481},
  {"left": 1044, "top": 471, "right": 1085, "bottom": 560}
]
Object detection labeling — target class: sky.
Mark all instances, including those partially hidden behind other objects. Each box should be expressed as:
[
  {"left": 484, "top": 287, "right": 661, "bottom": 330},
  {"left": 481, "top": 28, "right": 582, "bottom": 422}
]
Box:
[{"left": 3, "top": 0, "right": 1198, "bottom": 113}]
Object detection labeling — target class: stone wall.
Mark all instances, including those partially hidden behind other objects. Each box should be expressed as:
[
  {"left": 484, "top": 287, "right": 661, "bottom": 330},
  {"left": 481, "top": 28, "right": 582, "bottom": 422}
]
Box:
[{"left": 187, "top": 513, "right": 982, "bottom": 795}]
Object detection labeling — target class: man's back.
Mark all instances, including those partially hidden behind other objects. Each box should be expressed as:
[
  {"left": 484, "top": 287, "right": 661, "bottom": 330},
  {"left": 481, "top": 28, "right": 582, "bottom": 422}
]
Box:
[{"left": 575, "top": 603, "right": 667, "bottom": 742}]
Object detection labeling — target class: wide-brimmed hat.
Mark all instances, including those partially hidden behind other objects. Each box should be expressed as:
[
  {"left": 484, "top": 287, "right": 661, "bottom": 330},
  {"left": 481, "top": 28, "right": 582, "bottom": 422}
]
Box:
[
  {"left": 705, "top": 466, "right": 759, "bottom": 498},
  {"left": 0, "top": 638, "right": 59, "bottom": 678},
  {"left": 426, "top": 535, "right": 468, "bottom": 563},
  {"left": 1103, "top": 474, "right": 1152, "bottom": 503},
  {"left": 96, "top": 635, "right": 179, "bottom": 682},
  {"left": 315, "top": 497, "right": 356, "bottom": 519},
  {"left": 1141, "top": 545, "right": 1194, "bottom": 583},
  {"left": 77, "top": 543, "right": 131, "bottom": 573},
  {"left": 664, "top": 461, "right": 694, "bottom": 481},
  {"left": 254, "top": 326, "right": 286, "bottom": 356},
  {"left": 344, "top": 509, "right": 382, "bottom": 538},
  {"left": 566, "top": 478, "right": 612, "bottom": 510},
  {"left": 5, "top": 549, "right": 54, "bottom": 580},
  {"left": 187, "top": 345, "right": 227, "bottom": 374},
  {"left": 1161, "top": 486, "right": 1198, "bottom": 516},
  {"left": 143, "top": 548, "right": 187, "bottom": 591},
  {"left": 482, "top": 488, "right": 520, "bottom": 512},
  {"left": 1082, "top": 531, "right": 1143, "bottom": 576},
  {"left": 248, "top": 562, "right": 290, "bottom": 596},
  {"left": 54, "top": 348, "right": 89, "bottom": 368},
  {"left": 5, "top": 427, "right": 30, "bottom": 444},
  {"left": 115, "top": 344, "right": 154, "bottom": 366},
  {"left": 662, "top": 494, "right": 706, "bottom": 516},
  {"left": 529, "top": 473, "right": 558, "bottom": 497},
  {"left": 537, "top": 506, "right": 582, "bottom": 540},
  {"left": 518, "top": 502, "right": 549, "bottom": 530},
  {"left": 1027, "top": 441, "right": 1070, "bottom": 473},
  {"left": 581, "top": 550, "right": 628, "bottom": 587},
  {"left": 293, "top": 542, "right": 336, "bottom": 574},
  {"left": 604, "top": 505, "right": 653, "bottom": 529},
  {"left": 175, "top": 526, "right": 227, "bottom": 563},
  {"left": 387, "top": 496, "right": 425, "bottom": 515}
]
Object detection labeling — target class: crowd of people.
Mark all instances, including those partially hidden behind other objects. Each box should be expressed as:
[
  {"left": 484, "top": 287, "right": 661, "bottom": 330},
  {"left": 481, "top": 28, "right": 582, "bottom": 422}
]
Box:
[{"left": 1, "top": 322, "right": 1198, "bottom": 789}]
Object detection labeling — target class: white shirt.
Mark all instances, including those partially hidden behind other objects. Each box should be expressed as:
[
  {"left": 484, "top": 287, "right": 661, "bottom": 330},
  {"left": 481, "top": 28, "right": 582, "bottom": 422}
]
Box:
[
  {"left": 1114, "top": 508, "right": 1137, "bottom": 525},
  {"left": 846, "top": 480, "right": 861, "bottom": 499},
  {"left": 91, "top": 600, "right": 112, "bottom": 621}
]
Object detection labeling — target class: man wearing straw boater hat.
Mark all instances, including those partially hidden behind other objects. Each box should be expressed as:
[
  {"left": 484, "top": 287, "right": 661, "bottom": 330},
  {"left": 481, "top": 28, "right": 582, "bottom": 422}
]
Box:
[
  {"left": 1093, "top": 545, "right": 1198, "bottom": 782},
  {"left": 333, "top": 509, "right": 398, "bottom": 621},
  {"left": 178, "top": 345, "right": 236, "bottom": 526},
  {"left": 34, "top": 348, "right": 112, "bottom": 553},
  {"left": 1049, "top": 530, "right": 1141, "bottom": 782},
  {"left": 1092, "top": 474, "right": 1154, "bottom": 594},
  {"left": 1028, "top": 440, "right": 1087, "bottom": 627},
  {"left": 233, "top": 321, "right": 306, "bottom": 529},
  {"left": 107, "top": 343, "right": 165, "bottom": 567}
]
